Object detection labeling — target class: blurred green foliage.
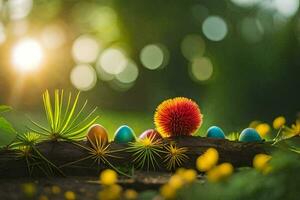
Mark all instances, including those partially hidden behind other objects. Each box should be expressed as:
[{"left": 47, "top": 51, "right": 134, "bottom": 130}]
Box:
[
  {"left": 177, "top": 151, "right": 300, "bottom": 200},
  {"left": 0, "top": 0, "right": 299, "bottom": 132},
  {"left": 139, "top": 150, "right": 300, "bottom": 200}
]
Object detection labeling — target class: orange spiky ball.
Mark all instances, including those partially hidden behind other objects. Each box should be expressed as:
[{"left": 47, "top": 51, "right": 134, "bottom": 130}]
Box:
[{"left": 154, "top": 97, "right": 203, "bottom": 137}]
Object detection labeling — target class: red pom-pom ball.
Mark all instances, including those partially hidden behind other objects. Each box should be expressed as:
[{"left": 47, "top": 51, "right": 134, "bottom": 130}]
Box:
[{"left": 154, "top": 97, "right": 203, "bottom": 137}]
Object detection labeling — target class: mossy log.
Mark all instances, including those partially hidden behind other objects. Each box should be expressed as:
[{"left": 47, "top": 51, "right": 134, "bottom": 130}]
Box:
[{"left": 0, "top": 136, "right": 271, "bottom": 177}]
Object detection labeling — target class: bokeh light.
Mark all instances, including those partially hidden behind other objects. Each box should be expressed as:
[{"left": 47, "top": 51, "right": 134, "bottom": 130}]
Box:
[
  {"left": 0, "top": 22, "right": 6, "bottom": 44},
  {"left": 10, "top": 20, "right": 29, "bottom": 36},
  {"left": 96, "top": 64, "right": 115, "bottom": 81},
  {"left": 71, "top": 4, "right": 120, "bottom": 43},
  {"left": 11, "top": 38, "right": 44, "bottom": 72},
  {"left": 72, "top": 35, "right": 100, "bottom": 63},
  {"left": 41, "top": 24, "right": 66, "bottom": 49},
  {"left": 140, "top": 44, "right": 165, "bottom": 70},
  {"left": 116, "top": 61, "right": 139, "bottom": 84},
  {"left": 8, "top": 0, "right": 33, "bottom": 20},
  {"left": 98, "top": 48, "right": 128, "bottom": 75},
  {"left": 190, "top": 57, "right": 213, "bottom": 81},
  {"left": 70, "top": 64, "right": 97, "bottom": 91},
  {"left": 274, "top": 0, "right": 299, "bottom": 18},
  {"left": 202, "top": 16, "right": 228, "bottom": 41},
  {"left": 181, "top": 34, "right": 205, "bottom": 61},
  {"left": 109, "top": 79, "right": 135, "bottom": 92}
]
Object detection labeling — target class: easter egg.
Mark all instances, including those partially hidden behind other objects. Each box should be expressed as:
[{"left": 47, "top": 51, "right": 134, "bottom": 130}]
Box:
[
  {"left": 87, "top": 124, "right": 109, "bottom": 144},
  {"left": 139, "top": 129, "right": 163, "bottom": 140},
  {"left": 114, "top": 125, "right": 136, "bottom": 143},
  {"left": 206, "top": 126, "right": 225, "bottom": 139},
  {"left": 239, "top": 128, "right": 262, "bottom": 142}
]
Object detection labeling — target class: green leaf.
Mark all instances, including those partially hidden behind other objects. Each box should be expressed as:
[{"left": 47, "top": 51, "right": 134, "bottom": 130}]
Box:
[
  {"left": 0, "top": 117, "right": 17, "bottom": 147},
  {"left": 0, "top": 105, "right": 12, "bottom": 114}
]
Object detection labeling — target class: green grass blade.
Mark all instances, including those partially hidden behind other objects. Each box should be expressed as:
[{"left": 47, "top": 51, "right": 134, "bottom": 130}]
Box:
[
  {"left": 54, "top": 89, "right": 60, "bottom": 132},
  {"left": 43, "top": 90, "right": 54, "bottom": 131},
  {"left": 57, "top": 90, "right": 64, "bottom": 130},
  {"left": 60, "top": 92, "right": 80, "bottom": 133},
  {"left": 62, "top": 100, "right": 88, "bottom": 133},
  {"left": 28, "top": 117, "right": 50, "bottom": 134},
  {"left": 59, "top": 92, "right": 72, "bottom": 132},
  {"left": 62, "top": 116, "right": 99, "bottom": 139},
  {"left": 62, "top": 107, "right": 98, "bottom": 135}
]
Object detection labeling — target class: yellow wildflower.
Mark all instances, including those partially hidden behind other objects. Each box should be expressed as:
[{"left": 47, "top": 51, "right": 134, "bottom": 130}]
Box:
[
  {"left": 64, "top": 191, "right": 76, "bottom": 200},
  {"left": 273, "top": 116, "right": 286, "bottom": 129},
  {"left": 160, "top": 184, "right": 176, "bottom": 199},
  {"left": 51, "top": 185, "right": 61, "bottom": 194},
  {"left": 169, "top": 175, "right": 184, "bottom": 189},
  {"left": 21, "top": 183, "right": 36, "bottom": 198},
  {"left": 196, "top": 148, "right": 219, "bottom": 172},
  {"left": 98, "top": 184, "right": 122, "bottom": 200},
  {"left": 207, "top": 163, "right": 233, "bottom": 182},
  {"left": 175, "top": 168, "right": 186, "bottom": 176},
  {"left": 249, "top": 120, "right": 261, "bottom": 128},
  {"left": 100, "top": 169, "right": 118, "bottom": 185},
  {"left": 291, "top": 120, "right": 300, "bottom": 135},
  {"left": 255, "top": 123, "right": 270, "bottom": 137},
  {"left": 283, "top": 120, "right": 300, "bottom": 138},
  {"left": 39, "top": 195, "right": 48, "bottom": 200},
  {"left": 181, "top": 169, "right": 197, "bottom": 183},
  {"left": 124, "top": 189, "right": 138, "bottom": 200},
  {"left": 218, "top": 163, "right": 233, "bottom": 177},
  {"left": 253, "top": 154, "right": 272, "bottom": 174}
]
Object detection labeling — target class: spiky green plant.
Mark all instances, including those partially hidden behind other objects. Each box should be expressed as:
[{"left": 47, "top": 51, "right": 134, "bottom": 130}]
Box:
[
  {"left": 29, "top": 90, "right": 99, "bottom": 141},
  {"left": 14, "top": 132, "right": 41, "bottom": 147},
  {"left": 13, "top": 132, "right": 64, "bottom": 176},
  {"left": 227, "top": 132, "right": 240, "bottom": 141},
  {"left": 61, "top": 137, "right": 129, "bottom": 177},
  {"left": 127, "top": 136, "right": 165, "bottom": 170},
  {"left": 164, "top": 142, "right": 188, "bottom": 171}
]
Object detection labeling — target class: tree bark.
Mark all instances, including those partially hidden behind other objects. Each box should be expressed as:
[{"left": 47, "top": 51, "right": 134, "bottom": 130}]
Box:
[{"left": 0, "top": 136, "right": 270, "bottom": 177}]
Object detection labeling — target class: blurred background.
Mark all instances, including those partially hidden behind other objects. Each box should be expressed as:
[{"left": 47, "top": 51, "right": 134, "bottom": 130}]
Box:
[{"left": 0, "top": 0, "right": 299, "bottom": 136}]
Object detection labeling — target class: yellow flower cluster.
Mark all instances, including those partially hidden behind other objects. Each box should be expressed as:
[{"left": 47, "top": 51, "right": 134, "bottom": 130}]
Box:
[
  {"left": 38, "top": 195, "right": 49, "bottom": 200},
  {"left": 273, "top": 116, "right": 286, "bottom": 129},
  {"left": 21, "top": 182, "right": 75, "bottom": 200},
  {"left": 283, "top": 120, "right": 300, "bottom": 138},
  {"left": 51, "top": 185, "right": 61, "bottom": 194},
  {"left": 21, "top": 183, "right": 37, "bottom": 198},
  {"left": 255, "top": 123, "right": 270, "bottom": 137},
  {"left": 100, "top": 169, "right": 118, "bottom": 185},
  {"left": 98, "top": 184, "right": 123, "bottom": 200},
  {"left": 196, "top": 148, "right": 233, "bottom": 182},
  {"left": 64, "top": 191, "right": 76, "bottom": 200},
  {"left": 98, "top": 169, "right": 138, "bottom": 200},
  {"left": 206, "top": 163, "right": 233, "bottom": 182},
  {"left": 196, "top": 148, "right": 219, "bottom": 172},
  {"left": 248, "top": 116, "right": 287, "bottom": 139},
  {"left": 160, "top": 168, "right": 197, "bottom": 199},
  {"left": 123, "top": 189, "right": 138, "bottom": 200},
  {"left": 253, "top": 154, "right": 272, "bottom": 174}
]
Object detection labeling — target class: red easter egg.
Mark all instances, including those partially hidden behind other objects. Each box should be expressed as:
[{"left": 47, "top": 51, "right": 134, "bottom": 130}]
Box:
[{"left": 139, "top": 129, "right": 162, "bottom": 140}]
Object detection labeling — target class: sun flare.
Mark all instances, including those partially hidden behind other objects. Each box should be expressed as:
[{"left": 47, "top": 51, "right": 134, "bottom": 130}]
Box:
[{"left": 12, "top": 38, "right": 44, "bottom": 72}]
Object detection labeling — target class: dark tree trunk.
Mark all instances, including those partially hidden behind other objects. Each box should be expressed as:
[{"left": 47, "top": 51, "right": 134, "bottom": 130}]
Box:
[{"left": 0, "top": 136, "right": 271, "bottom": 178}]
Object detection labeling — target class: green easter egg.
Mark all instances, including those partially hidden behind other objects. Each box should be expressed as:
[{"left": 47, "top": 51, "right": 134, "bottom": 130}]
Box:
[
  {"left": 114, "top": 125, "right": 136, "bottom": 143},
  {"left": 239, "top": 128, "right": 262, "bottom": 142}
]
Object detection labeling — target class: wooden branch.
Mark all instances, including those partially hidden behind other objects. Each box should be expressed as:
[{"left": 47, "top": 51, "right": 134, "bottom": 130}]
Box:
[{"left": 0, "top": 136, "right": 271, "bottom": 177}]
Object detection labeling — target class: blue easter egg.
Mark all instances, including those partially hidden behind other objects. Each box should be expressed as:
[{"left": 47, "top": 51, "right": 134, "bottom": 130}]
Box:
[
  {"left": 239, "top": 128, "right": 262, "bottom": 142},
  {"left": 206, "top": 126, "right": 226, "bottom": 139},
  {"left": 114, "top": 125, "right": 136, "bottom": 143}
]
